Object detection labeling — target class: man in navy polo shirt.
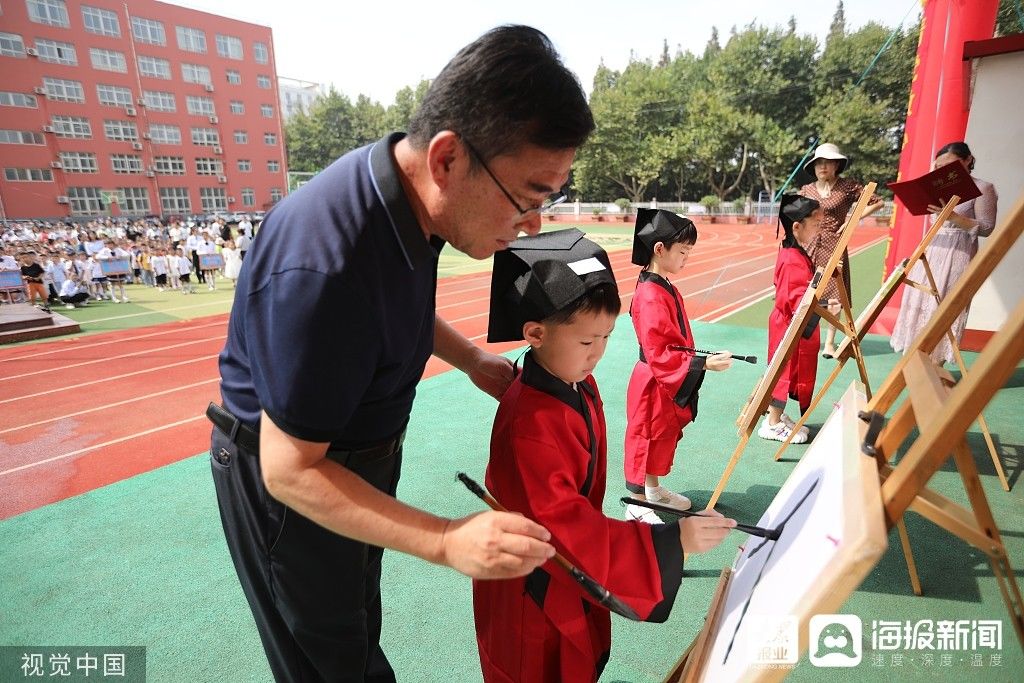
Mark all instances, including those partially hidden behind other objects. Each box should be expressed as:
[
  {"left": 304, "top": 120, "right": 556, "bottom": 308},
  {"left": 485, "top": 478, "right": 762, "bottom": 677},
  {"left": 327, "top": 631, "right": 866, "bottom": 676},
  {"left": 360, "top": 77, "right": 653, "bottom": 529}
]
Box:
[{"left": 210, "top": 25, "right": 595, "bottom": 682}]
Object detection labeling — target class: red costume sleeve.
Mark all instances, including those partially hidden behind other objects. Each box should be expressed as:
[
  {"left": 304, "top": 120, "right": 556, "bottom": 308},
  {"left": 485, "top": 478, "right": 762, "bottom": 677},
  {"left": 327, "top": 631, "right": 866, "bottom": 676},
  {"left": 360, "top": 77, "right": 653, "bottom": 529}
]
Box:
[{"left": 633, "top": 279, "right": 706, "bottom": 410}]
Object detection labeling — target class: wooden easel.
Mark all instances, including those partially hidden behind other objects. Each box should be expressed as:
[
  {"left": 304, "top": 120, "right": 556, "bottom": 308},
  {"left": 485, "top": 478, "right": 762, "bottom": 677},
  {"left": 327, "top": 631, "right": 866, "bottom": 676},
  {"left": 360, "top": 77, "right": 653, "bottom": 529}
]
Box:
[
  {"left": 861, "top": 190, "right": 1024, "bottom": 645},
  {"left": 708, "top": 183, "right": 877, "bottom": 509},
  {"left": 771, "top": 197, "right": 1010, "bottom": 491}
]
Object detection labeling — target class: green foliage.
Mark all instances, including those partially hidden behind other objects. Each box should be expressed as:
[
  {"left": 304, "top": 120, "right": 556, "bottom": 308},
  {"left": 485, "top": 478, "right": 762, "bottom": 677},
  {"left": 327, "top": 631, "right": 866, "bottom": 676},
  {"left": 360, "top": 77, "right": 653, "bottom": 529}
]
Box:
[
  {"left": 614, "top": 198, "right": 631, "bottom": 211},
  {"left": 286, "top": 9, "right": 918, "bottom": 201},
  {"left": 699, "top": 195, "right": 721, "bottom": 210}
]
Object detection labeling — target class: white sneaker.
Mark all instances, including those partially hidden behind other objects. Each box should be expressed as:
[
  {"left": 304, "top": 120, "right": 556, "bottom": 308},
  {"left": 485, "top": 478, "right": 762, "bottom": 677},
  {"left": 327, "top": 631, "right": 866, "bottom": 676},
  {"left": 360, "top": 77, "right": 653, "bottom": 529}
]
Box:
[
  {"left": 625, "top": 503, "right": 662, "bottom": 525},
  {"left": 121, "top": 297, "right": 130, "bottom": 303},
  {"left": 645, "top": 485, "right": 692, "bottom": 511},
  {"left": 112, "top": 296, "right": 120, "bottom": 303},
  {"left": 758, "top": 416, "right": 808, "bottom": 444},
  {"left": 780, "top": 413, "right": 810, "bottom": 437},
  {"left": 65, "top": 304, "right": 75, "bottom": 309}
]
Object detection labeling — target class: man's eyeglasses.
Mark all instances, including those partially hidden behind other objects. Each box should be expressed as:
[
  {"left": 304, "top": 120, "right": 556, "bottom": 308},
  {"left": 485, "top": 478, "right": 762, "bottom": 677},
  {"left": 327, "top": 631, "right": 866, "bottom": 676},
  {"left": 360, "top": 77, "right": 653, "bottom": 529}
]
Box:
[{"left": 461, "top": 139, "right": 567, "bottom": 216}]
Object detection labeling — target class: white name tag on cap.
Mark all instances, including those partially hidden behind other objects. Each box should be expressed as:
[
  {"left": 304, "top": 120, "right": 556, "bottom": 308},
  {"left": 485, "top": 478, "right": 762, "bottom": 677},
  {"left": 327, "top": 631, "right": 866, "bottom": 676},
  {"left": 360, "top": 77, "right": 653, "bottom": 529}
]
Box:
[{"left": 568, "top": 257, "right": 606, "bottom": 275}]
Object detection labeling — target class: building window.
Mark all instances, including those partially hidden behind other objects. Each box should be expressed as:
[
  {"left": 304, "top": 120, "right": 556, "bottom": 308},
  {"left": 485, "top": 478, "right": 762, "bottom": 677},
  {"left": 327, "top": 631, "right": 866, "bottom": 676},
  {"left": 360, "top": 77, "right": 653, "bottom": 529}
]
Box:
[
  {"left": 82, "top": 6, "right": 120, "bottom": 37},
  {"left": 0, "top": 129, "right": 45, "bottom": 144},
  {"left": 89, "top": 48, "right": 127, "bottom": 72},
  {"left": 195, "top": 157, "right": 223, "bottom": 175},
  {"left": 138, "top": 55, "right": 171, "bottom": 79},
  {"left": 119, "top": 187, "right": 150, "bottom": 214},
  {"left": 186, "top": 96, "right": 215, "bottom": 116},
  {"left": 181, "top": 63, "right": 212, "bottom": 85},
  {"left": 96, "top": 84, "right": 133, "bottom": 107},
  {"left": 0, "top": 92, "right": 37, "bottom": 108},
  {"left": 270, "top": 188, "right": 283, "bottom": 203},
  {"left": 104, "top": 119, "right": 138, "bottom": 141},
  {"left": 191, "top": 127, "right": 220, "bottom": 146},
  {"left": 176, "top": 26, "right": 206, "bottom": 53},
  {"left": 27, "top": 0, "right": 69, "bottom": 28},
  {"left": 153, "top": 156, "right": 185, "bottom": 174},
  {"left": 267, "top": 160, "right": 280, "bottom": 172},
  {"left": 51, "top": 116, "right": 91, "bottom": 138},
  {"left": 237, "top": 159, "right": 251, "bottom": 172},
  {"left": 226, "top": 70, "right": 241, "bottom": 85},
  {"left": 34, "top": 38, "right": 76, "bottom": 65},
  {"left": 148, "top": 124, "right": 181, "bottom": 145},
  {"left": 43, "top": 78, "right": 85, "bottom": 103},
  {"left": 263, "top": 132, "right": 277, "bottom": 145},
  {"left": 253, "top": 41, "right": 268, "bottom": 64},
  {"left": 68, "top": 186, "right": 104, "bottom": 215},
  {"left": 131, "top": 17, "right": 165, "bottom": 46},
  {"left": 4, "top": 167, "right": 53, "bottom": 182},
  {"left": 256, "top": 75, "right": 271, "bottom": 89},
  {"left": 241, "top": 187, "right": 255, "bottom": 206},
  {"left": 0, "top": 32, "right": 26, "bottom": 57},
  {"left": 216, "top": 34, "right": 243, "bottom": 59},
  {"left": 260, "top": 104, "right": 273, "bottom": 118},
  {"left": 233, "top": 130, "right": 247, "bottom": 144},
  {"left": 111, "top": 154, "right": 143, "bottom": 174},
  {"left": 59, "top": 151, "right": 98, "bottom": 173},
  {"left": 229, "top": 101, "right": 244, "bottom": 115},
  {"left": 160, "top": 187, "right": 191, "bottom": 214},
  {"left": 143, "top": 90, "right": 176, "bottom": 112},
  {"left": 200, "top": 187, "right": 228, "bottom": 212}
]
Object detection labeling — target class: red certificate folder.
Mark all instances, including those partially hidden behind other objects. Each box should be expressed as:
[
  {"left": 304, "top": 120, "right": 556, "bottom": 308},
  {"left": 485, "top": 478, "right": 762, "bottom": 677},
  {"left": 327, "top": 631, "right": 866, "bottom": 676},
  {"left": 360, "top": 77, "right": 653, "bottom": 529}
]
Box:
[{"left": 887, "top": 161, "right": 982, "bottom": 215}]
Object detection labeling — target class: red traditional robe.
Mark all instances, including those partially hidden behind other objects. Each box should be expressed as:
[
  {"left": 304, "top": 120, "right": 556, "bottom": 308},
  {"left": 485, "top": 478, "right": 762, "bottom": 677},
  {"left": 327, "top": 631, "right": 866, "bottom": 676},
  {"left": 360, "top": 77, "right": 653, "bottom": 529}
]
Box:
[
  {"left": 623, "top": 272, "right": 706, "bottom": 492},
  {"left": 768, "top": 245, "right": 819, "bottom": 411},
  {"left": 473, "top": 352, "right": 684, "bottom": 683}
]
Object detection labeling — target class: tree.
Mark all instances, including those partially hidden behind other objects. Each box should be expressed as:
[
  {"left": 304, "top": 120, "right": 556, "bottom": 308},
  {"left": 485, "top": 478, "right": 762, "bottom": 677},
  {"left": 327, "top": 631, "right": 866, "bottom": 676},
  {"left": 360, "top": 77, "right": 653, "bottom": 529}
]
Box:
[
  {"left": 996, "top": 0, "right": 1024, "bottom": 36},
  {"left": 573, "top": 60, "right": 683, "bottom": 202},
  {"left": 382, "top": 79, "right": 430, "bottom": 132}
]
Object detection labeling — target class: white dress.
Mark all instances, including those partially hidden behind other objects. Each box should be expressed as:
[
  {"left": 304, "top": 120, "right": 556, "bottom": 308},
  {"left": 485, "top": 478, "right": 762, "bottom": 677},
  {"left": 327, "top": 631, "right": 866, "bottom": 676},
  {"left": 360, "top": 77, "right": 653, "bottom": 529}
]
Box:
[
  {"left": 889, "top": 177, "right": 998, "bottom": 363},
  {"left": 222, "top": 247, "right": 242, "bottom": 280}
]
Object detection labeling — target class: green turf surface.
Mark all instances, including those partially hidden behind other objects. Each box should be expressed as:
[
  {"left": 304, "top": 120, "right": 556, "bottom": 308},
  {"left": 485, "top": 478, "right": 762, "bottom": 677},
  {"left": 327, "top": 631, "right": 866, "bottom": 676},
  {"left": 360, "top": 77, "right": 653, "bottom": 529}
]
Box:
[{"left": 2, "top": 319, "right": 1020, "bottom": 682}]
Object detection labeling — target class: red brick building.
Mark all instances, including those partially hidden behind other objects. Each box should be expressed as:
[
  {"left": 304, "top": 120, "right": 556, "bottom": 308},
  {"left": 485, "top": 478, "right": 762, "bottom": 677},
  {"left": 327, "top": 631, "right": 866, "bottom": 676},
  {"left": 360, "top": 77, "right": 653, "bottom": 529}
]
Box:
[{"left": 0, "top": 0, "right": 287, "bottom": 219}]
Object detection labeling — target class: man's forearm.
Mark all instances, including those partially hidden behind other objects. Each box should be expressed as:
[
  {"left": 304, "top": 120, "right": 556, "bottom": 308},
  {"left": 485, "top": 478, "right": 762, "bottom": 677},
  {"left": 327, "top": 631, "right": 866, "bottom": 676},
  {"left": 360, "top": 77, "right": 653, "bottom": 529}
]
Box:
[{"left": 433, "top": 314, "right": 480, "bottom": 372}]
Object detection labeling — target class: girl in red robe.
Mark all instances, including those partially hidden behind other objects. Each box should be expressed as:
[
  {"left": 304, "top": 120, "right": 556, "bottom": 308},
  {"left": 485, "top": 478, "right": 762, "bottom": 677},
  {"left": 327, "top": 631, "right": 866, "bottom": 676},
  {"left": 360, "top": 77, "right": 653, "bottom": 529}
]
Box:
[
  {"left": 758, "top": 195, "right": 824, "bottom": 444},
  {"left": 475, "top": 229, "right": 736, "bottom": 682},
  {"left": 624, "top": 210, "right": 733, "bottom": 521}
]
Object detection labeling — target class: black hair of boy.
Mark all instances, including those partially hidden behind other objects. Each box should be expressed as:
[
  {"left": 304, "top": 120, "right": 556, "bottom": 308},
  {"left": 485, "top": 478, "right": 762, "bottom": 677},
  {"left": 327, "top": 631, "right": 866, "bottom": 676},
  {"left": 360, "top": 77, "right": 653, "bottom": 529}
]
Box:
[{"left": 542, "top": 282, "right": 621, "bottom": 326}]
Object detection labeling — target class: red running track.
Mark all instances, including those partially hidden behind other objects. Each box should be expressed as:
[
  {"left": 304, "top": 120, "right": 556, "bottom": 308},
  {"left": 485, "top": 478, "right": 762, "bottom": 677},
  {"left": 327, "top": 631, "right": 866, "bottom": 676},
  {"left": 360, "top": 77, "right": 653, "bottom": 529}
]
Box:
[{"left": 0, "top": 221, "right": 886, "bottom": 519}]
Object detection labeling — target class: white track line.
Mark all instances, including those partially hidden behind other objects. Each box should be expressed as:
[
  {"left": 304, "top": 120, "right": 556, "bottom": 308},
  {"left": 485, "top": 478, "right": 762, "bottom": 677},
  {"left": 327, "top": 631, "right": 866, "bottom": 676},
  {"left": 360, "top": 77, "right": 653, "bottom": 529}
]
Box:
[
  {"left": 1, "top": 354, "right": 217, "bottom": 404},
  {"left": 2, "top": 334, "right": 226, "bottom": 382},
  {"left": 0, "top": 319, "right": 226, "bottom": 363},
  {"left": 0, "top": 377, "right": 219, "bottom": 435},
  {"left": 0, "top": 415, "right": 207, "bottom": 477}
]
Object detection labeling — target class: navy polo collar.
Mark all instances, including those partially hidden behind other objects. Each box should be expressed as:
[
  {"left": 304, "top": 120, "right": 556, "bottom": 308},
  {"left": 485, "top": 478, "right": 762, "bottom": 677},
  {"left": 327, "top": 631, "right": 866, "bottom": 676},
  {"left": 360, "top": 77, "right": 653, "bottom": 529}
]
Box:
[{"left": 368, "top": 132, "right": 436, "bottom": 270}]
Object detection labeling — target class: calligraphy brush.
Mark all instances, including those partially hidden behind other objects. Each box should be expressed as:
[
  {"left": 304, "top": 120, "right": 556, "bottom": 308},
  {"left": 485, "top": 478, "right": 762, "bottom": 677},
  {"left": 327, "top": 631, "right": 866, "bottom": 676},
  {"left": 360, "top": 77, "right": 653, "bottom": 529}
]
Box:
[
  {"left": 457, "top": 472, "right": 642, "bottom": 621},
  {"left": 620, "top": 497, "right": 780, "bottom": 540},
  {"left": 669, "top": 345, "right": 757, "bottom": 364}
]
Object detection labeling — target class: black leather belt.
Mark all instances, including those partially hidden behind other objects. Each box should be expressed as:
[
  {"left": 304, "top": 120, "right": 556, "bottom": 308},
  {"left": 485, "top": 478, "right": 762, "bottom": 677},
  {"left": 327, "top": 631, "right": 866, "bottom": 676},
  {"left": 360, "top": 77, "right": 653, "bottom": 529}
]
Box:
[{"left": 206, "top": 402, "right": 406, "bottom": 464}]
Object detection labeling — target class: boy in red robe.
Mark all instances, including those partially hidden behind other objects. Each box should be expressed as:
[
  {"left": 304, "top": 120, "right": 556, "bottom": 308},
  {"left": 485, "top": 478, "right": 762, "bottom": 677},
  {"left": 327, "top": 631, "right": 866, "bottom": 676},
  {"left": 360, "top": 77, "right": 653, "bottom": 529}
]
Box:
[
  {"left": 758, "top": 195, "right": 824, "bottom": 443},
  {"left": 624, "top": 210, "right": 733, "bottom": 521},
  {"left": 474, "top": 228, "right": 736, "bottom": 682}
]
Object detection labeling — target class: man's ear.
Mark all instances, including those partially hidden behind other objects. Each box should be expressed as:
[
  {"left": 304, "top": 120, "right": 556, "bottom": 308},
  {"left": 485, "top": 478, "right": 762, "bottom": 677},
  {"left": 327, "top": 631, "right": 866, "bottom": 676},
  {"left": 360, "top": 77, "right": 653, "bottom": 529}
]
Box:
[
  {"left": 522, "top": 321, "right": 545, "bottom": 348},
  {"left": 426, "top": 131, "right": 463, "bottom": 190}
]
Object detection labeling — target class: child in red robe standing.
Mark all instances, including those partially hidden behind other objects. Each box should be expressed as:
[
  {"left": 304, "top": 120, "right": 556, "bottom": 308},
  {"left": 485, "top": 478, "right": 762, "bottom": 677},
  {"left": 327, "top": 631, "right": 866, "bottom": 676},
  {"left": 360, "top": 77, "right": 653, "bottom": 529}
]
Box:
[
  {"left": 758, "top": 195, "right": 824, "bottom": 443},
  {"left": 624, "top": 210, "right": 733, "bottom": 522},
  {"left": 473, "top": 228, "right": 736, "bottom": 683}
]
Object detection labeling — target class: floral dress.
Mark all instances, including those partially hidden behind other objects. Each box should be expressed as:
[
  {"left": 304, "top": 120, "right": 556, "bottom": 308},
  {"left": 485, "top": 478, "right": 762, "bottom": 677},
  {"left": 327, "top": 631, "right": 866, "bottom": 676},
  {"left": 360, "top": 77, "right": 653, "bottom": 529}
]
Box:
[
  {"left": 889, "top": 178, "right": 998, "bottom": 363},
  {"left": 799, "top": 177, "right": 881, "bottom": 303}
]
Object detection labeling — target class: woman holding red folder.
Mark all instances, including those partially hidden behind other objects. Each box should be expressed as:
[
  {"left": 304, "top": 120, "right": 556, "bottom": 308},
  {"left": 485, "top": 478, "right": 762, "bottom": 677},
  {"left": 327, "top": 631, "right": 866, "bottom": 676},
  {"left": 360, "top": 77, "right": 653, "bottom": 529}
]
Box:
[{"left": 890, "top": 142, "right": 999, "bottom": 364}]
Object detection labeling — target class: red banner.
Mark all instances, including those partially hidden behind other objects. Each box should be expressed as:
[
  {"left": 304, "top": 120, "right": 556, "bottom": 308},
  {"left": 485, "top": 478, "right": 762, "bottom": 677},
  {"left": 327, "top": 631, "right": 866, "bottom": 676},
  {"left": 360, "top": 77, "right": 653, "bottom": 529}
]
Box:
[{"left": 875, "top": 0, "right": 998, "bottom": 334}]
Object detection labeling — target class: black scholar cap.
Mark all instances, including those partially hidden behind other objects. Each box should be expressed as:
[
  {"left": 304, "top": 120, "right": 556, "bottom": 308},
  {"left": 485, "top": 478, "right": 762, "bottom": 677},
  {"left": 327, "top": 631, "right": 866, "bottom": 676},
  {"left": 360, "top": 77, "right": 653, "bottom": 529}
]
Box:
[
  {"left": 632, "top": 209, "right": 696, "bottom": 266},
  {"left": 488, "top": 228, "right": 616, "bottom": 342},
  {"left": 778, "top": 194, "right": 820, "bottom": 232}
]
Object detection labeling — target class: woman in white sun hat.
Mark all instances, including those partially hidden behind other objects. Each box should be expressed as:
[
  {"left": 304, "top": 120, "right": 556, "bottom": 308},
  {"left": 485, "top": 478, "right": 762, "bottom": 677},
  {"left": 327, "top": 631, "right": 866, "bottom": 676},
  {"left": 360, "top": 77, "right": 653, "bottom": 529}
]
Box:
[{"left": 798, "top": 142, "right": 884, "bottom": 358}]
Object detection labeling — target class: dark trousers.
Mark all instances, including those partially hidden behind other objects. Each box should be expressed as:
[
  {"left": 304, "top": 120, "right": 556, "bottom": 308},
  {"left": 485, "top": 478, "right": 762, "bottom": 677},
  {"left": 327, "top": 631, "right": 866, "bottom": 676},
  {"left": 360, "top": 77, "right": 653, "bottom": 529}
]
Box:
[
  {"left": 60, "top": 293, "right": 88, "bottom": 305},
  {"left": 210, "top": 428, "right": 402, "bottom": 683},
  {"left": 192, "top": 252, "right": 205, "bottom": 282}
]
